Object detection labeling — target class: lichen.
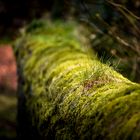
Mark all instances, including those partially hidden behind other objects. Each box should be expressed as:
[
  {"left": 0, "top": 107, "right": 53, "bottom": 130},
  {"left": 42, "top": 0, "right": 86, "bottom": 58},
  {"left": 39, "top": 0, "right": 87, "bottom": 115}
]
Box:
[{"left": 15, "top": 20, "right": 140, "bottom": 139}]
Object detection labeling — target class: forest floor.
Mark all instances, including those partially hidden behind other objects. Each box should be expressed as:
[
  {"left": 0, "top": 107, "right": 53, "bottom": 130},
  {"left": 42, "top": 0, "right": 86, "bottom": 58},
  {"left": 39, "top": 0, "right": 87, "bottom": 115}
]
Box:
[{"left": 0, "top": 45, "right": 17, "bottom": 140}]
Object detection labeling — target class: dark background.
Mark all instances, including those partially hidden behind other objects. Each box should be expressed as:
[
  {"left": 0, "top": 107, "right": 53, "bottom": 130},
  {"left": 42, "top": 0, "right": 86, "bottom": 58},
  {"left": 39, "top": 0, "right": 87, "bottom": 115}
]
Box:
[{"left": 0, "top": 0, "right": 54, "bottom": 39}]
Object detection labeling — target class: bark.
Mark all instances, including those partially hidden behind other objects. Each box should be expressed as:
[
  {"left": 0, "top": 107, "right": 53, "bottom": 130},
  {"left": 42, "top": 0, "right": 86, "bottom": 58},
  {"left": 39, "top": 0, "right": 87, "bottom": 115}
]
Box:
[{"left": 15, "top": 20, "right": 140, "bottom": 140}]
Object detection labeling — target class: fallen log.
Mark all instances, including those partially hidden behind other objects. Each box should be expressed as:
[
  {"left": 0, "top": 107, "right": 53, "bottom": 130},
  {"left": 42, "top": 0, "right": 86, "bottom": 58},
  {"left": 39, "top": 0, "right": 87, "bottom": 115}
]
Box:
[{"left": 15, "top": 20, "right": 140, "bottom": 140}]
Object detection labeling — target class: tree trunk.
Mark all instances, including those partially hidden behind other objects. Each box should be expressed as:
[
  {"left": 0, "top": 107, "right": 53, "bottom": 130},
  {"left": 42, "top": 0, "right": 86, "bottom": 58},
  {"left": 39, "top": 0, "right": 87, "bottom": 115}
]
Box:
[{"left": 15, "top": 20, "right": 140, "bottom": 140}]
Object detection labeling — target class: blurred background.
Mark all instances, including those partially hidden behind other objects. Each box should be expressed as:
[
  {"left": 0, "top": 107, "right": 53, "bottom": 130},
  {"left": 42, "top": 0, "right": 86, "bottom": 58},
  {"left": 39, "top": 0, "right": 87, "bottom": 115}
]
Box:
[{"left": 0, "top": 0, "right": 140, "bottom": 139}]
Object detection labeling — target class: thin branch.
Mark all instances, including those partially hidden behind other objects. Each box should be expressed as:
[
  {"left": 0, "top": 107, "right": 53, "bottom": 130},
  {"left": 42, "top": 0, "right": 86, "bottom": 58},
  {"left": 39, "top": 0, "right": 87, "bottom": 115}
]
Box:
[
  {"left": 106, "top": 0, "right": 140, "bottom": 34},
  {"left": 106, "top": 0, "right": 140, "bottom": 20}
]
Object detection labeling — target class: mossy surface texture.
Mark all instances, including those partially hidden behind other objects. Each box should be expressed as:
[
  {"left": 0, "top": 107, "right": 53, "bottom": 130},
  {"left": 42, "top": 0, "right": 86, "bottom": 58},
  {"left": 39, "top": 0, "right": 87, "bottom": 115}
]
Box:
[{"left": 15, "top": 20, "right": 140, "bottom": 140}]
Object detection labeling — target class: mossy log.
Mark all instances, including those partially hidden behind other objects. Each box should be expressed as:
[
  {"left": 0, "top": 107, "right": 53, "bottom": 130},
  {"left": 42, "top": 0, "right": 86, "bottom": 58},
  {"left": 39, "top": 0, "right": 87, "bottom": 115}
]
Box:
[{"left": 15, "top": 20, "right": 140, "bottom": 140}]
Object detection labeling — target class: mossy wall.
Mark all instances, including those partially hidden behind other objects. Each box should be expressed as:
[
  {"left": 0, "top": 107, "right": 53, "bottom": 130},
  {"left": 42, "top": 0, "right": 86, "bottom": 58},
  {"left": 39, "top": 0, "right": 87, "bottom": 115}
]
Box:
[{"left": 15, "top": 20, "right": 140, "bottom": 140}]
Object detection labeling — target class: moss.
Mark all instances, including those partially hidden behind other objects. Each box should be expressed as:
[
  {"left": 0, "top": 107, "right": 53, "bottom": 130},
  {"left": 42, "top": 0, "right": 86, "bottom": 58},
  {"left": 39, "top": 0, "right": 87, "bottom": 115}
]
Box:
[{"left": 15, "top": 20, "right": 140, "bottom": 139}]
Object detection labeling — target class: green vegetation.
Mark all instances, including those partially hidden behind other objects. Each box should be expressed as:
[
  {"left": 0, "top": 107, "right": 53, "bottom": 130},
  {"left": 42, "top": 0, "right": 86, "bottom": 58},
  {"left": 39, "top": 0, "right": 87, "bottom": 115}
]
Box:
[{"left": 15, "top": 20, "right": 140, "bottom": 139}]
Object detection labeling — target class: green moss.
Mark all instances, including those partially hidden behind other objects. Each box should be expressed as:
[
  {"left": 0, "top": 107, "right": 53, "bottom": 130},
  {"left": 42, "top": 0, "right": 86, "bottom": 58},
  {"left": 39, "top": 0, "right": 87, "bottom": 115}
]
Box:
[{"left": 15, "top": 20, "right": 140, "bottom": 139}]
